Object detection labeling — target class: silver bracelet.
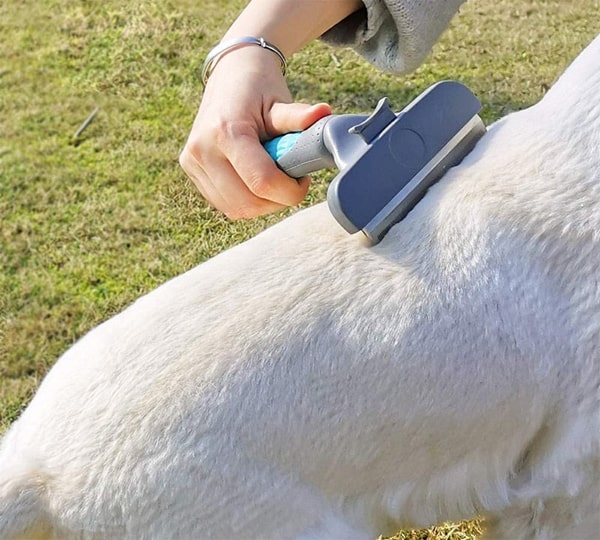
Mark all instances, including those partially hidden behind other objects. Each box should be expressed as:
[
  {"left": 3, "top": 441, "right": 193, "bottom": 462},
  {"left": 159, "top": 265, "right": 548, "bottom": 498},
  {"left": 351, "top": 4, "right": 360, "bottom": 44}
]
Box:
[{"left": 201, "top": 36, "right": 287, "bottom": 86}]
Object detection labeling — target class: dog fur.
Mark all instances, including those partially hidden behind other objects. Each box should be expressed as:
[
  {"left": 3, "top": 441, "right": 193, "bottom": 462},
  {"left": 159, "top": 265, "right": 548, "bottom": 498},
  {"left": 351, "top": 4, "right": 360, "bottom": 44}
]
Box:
[{"left": 1, "top": 34, "right": 599, "bottom": 540}]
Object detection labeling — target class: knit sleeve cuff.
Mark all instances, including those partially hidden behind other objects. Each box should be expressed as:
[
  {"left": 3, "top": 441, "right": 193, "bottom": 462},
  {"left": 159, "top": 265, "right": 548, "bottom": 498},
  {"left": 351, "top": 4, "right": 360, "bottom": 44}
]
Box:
[{"left": 321, "top": 0, "right": 466, "bottom": 73}]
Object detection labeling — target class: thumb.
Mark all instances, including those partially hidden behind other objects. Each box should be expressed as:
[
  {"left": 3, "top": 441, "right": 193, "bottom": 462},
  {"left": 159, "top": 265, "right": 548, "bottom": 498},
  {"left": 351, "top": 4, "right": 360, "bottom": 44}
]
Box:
[{"left": 267, "top": 102, "right": 332, "bottom": 136}]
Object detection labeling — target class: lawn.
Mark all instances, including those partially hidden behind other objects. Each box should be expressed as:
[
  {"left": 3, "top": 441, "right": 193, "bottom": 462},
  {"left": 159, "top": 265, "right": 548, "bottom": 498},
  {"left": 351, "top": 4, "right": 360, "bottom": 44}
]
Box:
[{"left": 1, "top": 0, "right": 598, "bottom": 538}]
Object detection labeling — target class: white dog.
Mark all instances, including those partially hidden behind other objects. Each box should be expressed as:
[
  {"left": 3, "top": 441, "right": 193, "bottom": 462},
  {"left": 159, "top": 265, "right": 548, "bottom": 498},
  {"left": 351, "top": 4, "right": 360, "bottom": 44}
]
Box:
[{"left": 1, "top": 34, "right": 599, "bottom": 540}]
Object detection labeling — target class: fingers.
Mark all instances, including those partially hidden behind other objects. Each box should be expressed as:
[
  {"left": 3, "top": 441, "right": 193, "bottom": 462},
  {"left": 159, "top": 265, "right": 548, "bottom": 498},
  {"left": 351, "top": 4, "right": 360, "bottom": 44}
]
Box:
[
  {"left": 180, "top": 130, "right": 311, "bottom": 220},
  {"left": 266, "top": 102, "right": 332, "bottom": 135},
  {"left": 224, "top": 124, "right": 310, "bottom": 207},
  {"left": 180, "top": 109, "right": 317, "bottom": 219}
]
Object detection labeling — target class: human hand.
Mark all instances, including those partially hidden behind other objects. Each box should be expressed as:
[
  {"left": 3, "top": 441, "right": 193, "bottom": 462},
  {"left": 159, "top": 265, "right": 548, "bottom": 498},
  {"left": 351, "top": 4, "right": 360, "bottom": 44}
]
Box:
[{"left": 179, "top": 46, "right": 331, "bottom": 219}]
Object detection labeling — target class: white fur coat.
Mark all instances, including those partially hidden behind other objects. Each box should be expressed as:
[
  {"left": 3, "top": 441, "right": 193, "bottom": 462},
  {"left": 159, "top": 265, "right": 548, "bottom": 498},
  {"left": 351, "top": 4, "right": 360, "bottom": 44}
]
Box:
[{"left": 1, "top": 34, "right": 599, "bottom": 540}]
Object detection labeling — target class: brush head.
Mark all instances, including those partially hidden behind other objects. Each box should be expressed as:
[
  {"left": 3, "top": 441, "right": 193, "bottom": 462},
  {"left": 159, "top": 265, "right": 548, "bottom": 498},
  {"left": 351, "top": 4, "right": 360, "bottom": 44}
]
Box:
[{"left": 326, "top": 81, "right": 486, "bottom": 244}]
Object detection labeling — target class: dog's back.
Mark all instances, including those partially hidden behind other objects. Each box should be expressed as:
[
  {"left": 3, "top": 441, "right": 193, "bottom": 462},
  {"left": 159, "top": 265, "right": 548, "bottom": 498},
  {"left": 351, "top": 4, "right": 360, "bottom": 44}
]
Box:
[{"left": 1, "top": 35, "right": 599, "bottom": 540}]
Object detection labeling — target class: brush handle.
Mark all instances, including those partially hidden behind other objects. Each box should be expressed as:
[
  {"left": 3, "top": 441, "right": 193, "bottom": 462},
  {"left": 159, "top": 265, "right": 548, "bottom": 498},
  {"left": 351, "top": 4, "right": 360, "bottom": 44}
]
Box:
[{"left": 263, "top": 117, "right": 335, "bottom": 178}]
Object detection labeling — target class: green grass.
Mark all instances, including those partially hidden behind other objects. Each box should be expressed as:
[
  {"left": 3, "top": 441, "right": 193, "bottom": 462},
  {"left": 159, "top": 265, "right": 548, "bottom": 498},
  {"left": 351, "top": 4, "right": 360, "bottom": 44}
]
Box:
[{"left": 0, "top": 0, "right": 598, "bottom": 538}]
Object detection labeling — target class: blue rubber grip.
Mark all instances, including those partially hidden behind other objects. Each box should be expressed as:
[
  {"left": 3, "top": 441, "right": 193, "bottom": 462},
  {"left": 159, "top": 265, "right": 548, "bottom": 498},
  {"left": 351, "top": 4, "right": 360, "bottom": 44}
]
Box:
[
  {"left": 263, "top": 117, "right": 336, "bottom": 178},
  {"left": 263, "top": 132, "right": 302, "bottom": 162}
]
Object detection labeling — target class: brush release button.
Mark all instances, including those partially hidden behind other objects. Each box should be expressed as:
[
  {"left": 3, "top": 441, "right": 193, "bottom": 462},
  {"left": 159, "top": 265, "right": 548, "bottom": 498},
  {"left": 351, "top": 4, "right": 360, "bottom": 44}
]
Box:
[
  {"left": 388, "top": 129, "right": 426, "bottom": 168},
  {"left": 349, "top": 97, "right": 396, "bottom": 144}
]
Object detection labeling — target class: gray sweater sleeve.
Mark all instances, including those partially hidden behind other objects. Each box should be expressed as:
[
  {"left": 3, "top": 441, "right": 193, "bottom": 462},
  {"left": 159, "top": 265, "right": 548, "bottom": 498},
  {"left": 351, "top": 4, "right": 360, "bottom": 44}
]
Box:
[{"left": 322, "top": 0, "right": 467, "bottom": 73}]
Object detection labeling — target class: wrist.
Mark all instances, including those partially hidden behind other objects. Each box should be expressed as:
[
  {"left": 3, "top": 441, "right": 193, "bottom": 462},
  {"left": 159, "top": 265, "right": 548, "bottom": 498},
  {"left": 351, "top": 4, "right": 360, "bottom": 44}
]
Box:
[
  {"left": 202, "top": 44, "right": 288, "bottom": 94},
  {"left": 202, "top": 37, "right": 286, "bottom": 86},
  {"left": 222, "top": 0, "right": 364, "bottom": 58}
]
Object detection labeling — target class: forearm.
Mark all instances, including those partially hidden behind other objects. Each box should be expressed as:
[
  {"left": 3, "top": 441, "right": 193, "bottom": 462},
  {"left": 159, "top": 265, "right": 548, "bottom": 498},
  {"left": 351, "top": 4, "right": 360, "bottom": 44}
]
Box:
[
  {"left": 222, "top": 0, "right": 364, "bottom": 57},
  {"left": 220, "top": 0, "right": 466, "bottom": 75}
]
